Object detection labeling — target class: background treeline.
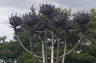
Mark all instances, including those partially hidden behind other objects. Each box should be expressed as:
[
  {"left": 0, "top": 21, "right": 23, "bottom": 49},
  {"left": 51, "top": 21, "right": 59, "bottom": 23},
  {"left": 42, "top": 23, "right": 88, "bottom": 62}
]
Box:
[{"left": 0, "top": 4, "right": 96, "bottom": 63}]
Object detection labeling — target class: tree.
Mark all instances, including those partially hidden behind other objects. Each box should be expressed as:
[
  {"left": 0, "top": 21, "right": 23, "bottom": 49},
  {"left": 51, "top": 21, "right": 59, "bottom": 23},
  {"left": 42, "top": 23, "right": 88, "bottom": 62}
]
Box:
[
  {"left": 8, "top": 4, "right": 96, "bottom": 63},
  {"left": 0, "top": 36, "right": 6, "bottom": 43}
]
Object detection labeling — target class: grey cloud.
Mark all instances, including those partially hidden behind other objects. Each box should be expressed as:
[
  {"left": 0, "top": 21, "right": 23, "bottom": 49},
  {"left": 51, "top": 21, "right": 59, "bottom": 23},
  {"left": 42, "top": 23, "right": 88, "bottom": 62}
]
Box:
[
  {"left": 55, "top": 0, "right": 96, "bottom": 9},
  {"left": 0, "top": 0, "right": 50, "bottom": 10},
  {"left": 0, "top": 0, "right": 96, "bottom": 10},
  {"left": 0, "top": 0, "right": 33, "bottom": 9},
  {"left": 0, "top": 23, "right": 14, "bottom": 41},
  {"left": 0, "top": 21, "right": 8, "bottom": 24}
]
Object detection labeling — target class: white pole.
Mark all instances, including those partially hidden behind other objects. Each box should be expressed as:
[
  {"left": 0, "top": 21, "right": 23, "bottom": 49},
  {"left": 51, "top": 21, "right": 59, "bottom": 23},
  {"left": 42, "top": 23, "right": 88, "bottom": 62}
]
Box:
[
  {"left": 42, "top": 41, "right": 46, "bottom": 63},
  {"left": 29, "top": 37, "right": 33, "bottom": 61},
  {"left": 56, "top": 39, "right": 60, "bottom": 63},
  {"left": 45, "top": 31, "right": 48, "bottom": 63},
  {"left": 51, "top": 31, "right": 54, "bottom": 63},
  {"left": 62, "top": 42, "right": 67, "bottom": 63}
]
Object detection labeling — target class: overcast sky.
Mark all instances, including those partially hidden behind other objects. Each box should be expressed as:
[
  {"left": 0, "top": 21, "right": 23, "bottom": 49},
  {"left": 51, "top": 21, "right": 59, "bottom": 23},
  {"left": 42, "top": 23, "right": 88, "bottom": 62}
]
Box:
[{"left": 0, "top": 0, "right": 96, "bottom": 41}]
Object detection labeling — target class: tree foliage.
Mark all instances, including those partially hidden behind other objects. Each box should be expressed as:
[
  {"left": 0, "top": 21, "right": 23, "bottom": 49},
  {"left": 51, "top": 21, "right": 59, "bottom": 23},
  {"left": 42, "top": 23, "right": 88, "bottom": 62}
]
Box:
[{"left": 0, "top": 4, "right": 96, "bottom": 63}]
